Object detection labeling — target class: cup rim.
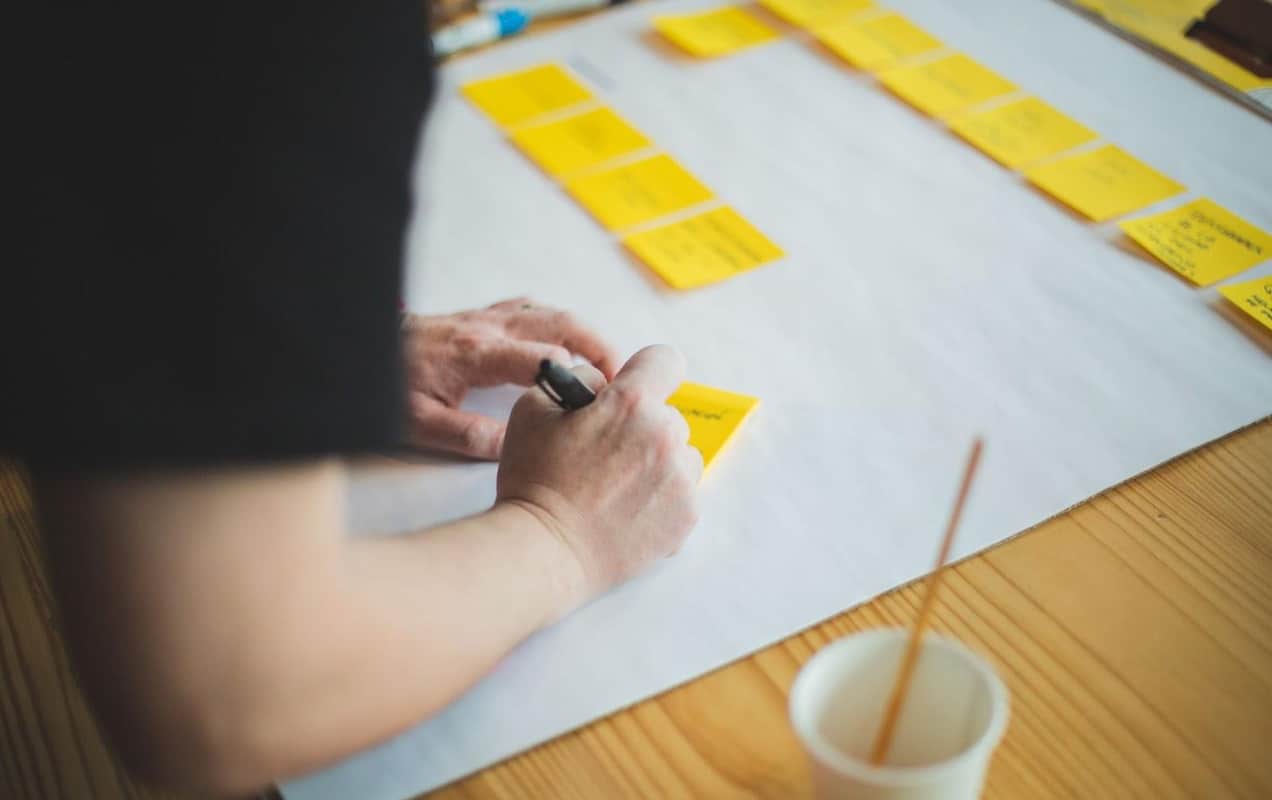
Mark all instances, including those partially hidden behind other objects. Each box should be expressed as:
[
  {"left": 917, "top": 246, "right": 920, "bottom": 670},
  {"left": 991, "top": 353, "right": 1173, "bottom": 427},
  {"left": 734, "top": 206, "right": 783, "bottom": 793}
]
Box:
[{"left": 788, "top": 628, "right": 1009, "bottom": 786}]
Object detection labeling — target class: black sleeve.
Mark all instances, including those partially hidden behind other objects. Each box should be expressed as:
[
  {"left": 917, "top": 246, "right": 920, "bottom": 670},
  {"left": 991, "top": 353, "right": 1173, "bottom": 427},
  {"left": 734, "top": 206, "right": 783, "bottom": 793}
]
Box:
[{"left": 7, "top": 2, "right": 435, "bottom": 474}]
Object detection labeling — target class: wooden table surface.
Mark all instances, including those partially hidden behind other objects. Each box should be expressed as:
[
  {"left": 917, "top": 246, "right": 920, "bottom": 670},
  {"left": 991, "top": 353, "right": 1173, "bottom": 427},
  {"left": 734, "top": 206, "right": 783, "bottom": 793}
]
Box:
[{"left": 3, "top": 419, "right": 1270, "bottom": 799}]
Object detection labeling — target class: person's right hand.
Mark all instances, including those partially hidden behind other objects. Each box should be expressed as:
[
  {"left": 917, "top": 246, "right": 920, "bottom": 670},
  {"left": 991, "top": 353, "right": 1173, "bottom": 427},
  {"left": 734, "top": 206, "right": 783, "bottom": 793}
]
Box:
[{"left": 496, "top": 345, "right": 703, "bottom": 607}]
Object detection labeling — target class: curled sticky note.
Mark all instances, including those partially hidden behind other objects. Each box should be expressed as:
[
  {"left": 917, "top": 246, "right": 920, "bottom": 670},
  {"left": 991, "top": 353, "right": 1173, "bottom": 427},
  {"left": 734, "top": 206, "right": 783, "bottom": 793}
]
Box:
[
  {"left": 462, "top": 63, "right": 593, "bottom": 128},
  {"left": 654, "top": 6, "right": 779, "bottom": 58},
  {"left": 623, "top": 206, "right": 783, "bottom": 289},
  {"left": 1119, "top": 198, "right": 1271, "bottom": 286},
  {"left": 667, "top": 382, "right": 760, "bottom": 469},
  {"left": 1025, "top": 144, "right": 1184, "bottom": 222}
]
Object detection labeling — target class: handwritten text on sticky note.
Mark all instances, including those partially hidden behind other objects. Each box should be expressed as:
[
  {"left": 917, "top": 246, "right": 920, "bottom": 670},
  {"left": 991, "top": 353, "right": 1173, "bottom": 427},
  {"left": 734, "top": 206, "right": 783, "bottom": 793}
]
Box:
[
  {"left": 760, "top": 0, "right": 874, "bottom": 28},
  {"left": 511, "top": 107, "right": 653, "bottom": 179},
  {"left": 1218, "top": 275, "right": 1272, "bottom": 333},
  {"left": 462, "top": 64, "right": 593, "bottom": 128},
  {"left": 878, "top": 53, "right": 1016, "bottom": 118},
  {"left": 949, "top": 97, "right": 1096, "bottom": 169},
  {"left": 623, "top": 206, "right": 783, "bottom": 289},
  {"left": 815, "top": 12, "right": 942, "bottom": 71},
  {"left": 565, "top": 154, "right": 714, "bottom": 231},
  {"left": 654, "top": 6, "right": 779, "bottom": 58},
  {"left": 1025, "top": 144, "right": 1184, "bottom": 222},
  {"left": 667, "top": 382, "right": 760, "bottom": 469},
  {"left": 1119, "top": 198, "right": 1271, "bottom": 286}
]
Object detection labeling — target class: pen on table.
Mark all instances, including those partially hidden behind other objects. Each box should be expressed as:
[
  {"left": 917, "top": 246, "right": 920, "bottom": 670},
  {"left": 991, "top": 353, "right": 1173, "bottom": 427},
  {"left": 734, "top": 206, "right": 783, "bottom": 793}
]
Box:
[
  {"left": 432, "top": 7, "right": 530, "bottom": 59},
  {"left": 478, "top": 0, "right": 632, "bottom": 23},
  {"left": 536, "top": 359, "right": 597, "bottom": 410}
]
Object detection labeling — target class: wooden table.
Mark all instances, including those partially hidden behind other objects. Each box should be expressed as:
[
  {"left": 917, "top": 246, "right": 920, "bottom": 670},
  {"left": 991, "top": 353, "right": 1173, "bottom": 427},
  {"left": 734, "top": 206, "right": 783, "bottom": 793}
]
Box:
[{"left": 3, "top": 419, "right": 1270, "bottom": 799}]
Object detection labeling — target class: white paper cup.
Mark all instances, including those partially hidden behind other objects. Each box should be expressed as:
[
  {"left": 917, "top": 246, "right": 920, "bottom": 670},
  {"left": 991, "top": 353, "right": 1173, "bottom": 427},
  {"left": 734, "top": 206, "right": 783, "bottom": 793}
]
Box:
[{"left": 789, "top": 629, "right": 1009, "bottom": 799}]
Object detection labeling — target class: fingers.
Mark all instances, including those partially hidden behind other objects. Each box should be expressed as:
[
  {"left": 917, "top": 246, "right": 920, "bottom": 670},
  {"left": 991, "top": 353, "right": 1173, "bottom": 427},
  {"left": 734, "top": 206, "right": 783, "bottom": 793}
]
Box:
[
  {"left": 473, "top": 340, "right": 572, "bottom": 387},
  {"left": 569, "top": 362, "right": 608, "bottom": 393},
  {"left": 505, "top": 306, "right": 622, "bottom": 379},
  {"left": 408, "top": 394, "right": 506, "bottom": 460},
  {"left": 608, "top": 345, "right": 686, "bottom": 402}
]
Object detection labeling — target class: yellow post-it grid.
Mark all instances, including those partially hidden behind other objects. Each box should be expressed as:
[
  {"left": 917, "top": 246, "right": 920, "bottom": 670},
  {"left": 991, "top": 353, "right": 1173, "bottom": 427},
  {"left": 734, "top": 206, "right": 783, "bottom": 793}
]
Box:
[
  {"left": 878, "top": 53, "right": 1016, "bottom": 118},
  {"left": 565, "top": 154, "right": 714, "bottom": 231},
  {"left": 667, "top": 383, "right": 760, "bottom": 469},
  {"left": 1025, "top": 144, "right": 1184, "bottom": 222},
  {"left": 510, "top": 107, "right": 653, "bottom": 179},
  {"left": 814, "top": 12, "right": 942, "bottom": 71},
  {"left": 623, "top": 206, "right": 784, "bottom": 289},
  {"left": 1119, "top": 199, "right": 1271, "bottom": 286},
  {"left": 759, "top": 0, "right": 874, "bottom": 28},
  {"left": 654, "top": 6, "right": 779, "bottom": 58},
  {"left": 1218, "top": 276, "right": 1272, "bottom": 333},
  {"left": 948, "top": 97, "right": 1096, "bottom": 169},
  {"left": 461, "top": 64, "right": 593, "bottom": 128}
]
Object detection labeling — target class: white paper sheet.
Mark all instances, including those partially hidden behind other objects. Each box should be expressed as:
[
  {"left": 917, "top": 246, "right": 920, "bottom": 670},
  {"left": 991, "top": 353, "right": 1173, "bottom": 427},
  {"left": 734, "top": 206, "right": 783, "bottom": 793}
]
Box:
[{"left": 284, "top": 1, "right": 1272, "bottom": 797}]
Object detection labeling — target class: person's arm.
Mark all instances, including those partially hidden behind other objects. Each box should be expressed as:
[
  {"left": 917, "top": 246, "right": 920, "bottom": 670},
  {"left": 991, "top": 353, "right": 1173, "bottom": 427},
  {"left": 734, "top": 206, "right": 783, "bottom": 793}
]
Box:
[{"left": 37, "top": 345, "right": 700, "bottom": 795}]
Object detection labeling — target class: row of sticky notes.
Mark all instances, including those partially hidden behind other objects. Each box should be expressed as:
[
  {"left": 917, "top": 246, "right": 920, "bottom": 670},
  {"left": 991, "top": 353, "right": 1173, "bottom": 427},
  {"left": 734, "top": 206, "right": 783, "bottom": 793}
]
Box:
[
  {"left": 797, "top": 7, "right": 1272, "bottom": 318},
  {"left": 461, "top": 63, "right": 784, "bottom": 291}
]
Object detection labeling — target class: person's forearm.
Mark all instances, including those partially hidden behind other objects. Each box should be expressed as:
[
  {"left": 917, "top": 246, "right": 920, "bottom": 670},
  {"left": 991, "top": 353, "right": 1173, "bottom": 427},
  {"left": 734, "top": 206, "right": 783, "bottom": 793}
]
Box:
[
  {"left": 40, "top": 462, "right": 586, "bottom": 794},
  {"left": 274, "top": 502, "right": 585, "bottom": 768}
]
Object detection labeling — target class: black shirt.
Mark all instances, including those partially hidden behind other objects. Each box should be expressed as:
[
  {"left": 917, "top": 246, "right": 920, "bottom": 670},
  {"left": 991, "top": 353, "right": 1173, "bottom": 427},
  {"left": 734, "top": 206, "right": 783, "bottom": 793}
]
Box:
[{"left": 7, "top": 2, "right": 435, "bottom": 474}]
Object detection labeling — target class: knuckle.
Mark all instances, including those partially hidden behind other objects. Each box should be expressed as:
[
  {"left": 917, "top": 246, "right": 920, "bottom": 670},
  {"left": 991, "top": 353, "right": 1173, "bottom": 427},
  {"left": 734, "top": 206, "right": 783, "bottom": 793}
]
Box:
[{"left": 605, "top": 382, "right": 643, "bottom": 414}]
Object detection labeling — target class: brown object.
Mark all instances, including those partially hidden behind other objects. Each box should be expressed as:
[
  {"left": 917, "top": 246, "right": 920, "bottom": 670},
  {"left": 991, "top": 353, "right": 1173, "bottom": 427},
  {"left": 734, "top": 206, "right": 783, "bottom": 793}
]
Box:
[
  {"left": 1187, "top": 0, "right": 1272, "bottom": 77},
  {"left": 4, "top": 420, "right": 1272, "bottom": 799},
  {"left": 869, "top": 438, "right": 984, "bottom": 766}
]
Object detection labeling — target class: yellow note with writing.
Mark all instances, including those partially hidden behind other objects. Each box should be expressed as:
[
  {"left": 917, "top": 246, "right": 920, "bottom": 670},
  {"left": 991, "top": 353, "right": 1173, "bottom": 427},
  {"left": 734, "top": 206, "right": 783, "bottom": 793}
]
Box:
[
  {"left": 1025, "top": 144, "right": 1184, "bottom": 222},
  {"left": 1218, "top": 275, "right": 1272, "bottom": 333},
  {"left": 623, "top": 206, "right": 783, "bottom": 289},
  {"left": 814, "top": 12, "right": 942, "bottom": 71},
  {"left": 878, "top": 53, "right": 1017, "bottom": 118},
  {"left": 462, "top": 64, "right": 593, "bottom": 128},
  {"left": 1120, "top": 198, "right": 1272, "bottom": 286},
  {"left": 667, "top": 382, "right": 760, "bottom": 469},
  {"left": 949, "top": 97, "right": 1097, "bottom": 169},
  {"left": 510, "top": 107, "right": 653, "bottom": 179},
  {"left": 565, "top": 154, "right": 714, "bottom": 231},
  {"left": 654, "top": 6, "right": 779, "bottom": 58},
  {"left": 759, "top": 0, "right": 873, "bottom": 28}
]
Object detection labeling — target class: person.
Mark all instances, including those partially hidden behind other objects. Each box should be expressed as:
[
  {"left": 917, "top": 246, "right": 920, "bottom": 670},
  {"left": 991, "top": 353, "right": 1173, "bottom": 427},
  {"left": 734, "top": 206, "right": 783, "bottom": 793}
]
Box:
[{"left": 6, "top": 2, "right": 701, "bottom": 794}]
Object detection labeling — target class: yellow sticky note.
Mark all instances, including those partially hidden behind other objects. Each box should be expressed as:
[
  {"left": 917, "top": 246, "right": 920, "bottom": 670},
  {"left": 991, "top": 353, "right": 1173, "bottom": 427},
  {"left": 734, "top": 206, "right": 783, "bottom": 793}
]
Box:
[
  {"left": 565, "top": 154, "right": 714, "bottom": 231},
  {"left": 462, "top": 64, "right": 593, "bottom": 128},
  {"left": 1218, "top": 276, "right": 1272, "bottom": 333},
  {"left": 948, "top": 97, "right": 1097, "bottom": 169},
  {"left": 667, "top": 382, "right": 760, "bottom": 469},
  {"left": 510, "top": 107, "right": 653, "bottom": 179},
  {"left": 1025, "top": 144, "right": 1185, "bottom": 222},
  {"left": 878, "top": 53, "right": 1017, "bottom": 118},
  {"left": 759, "top": 0, "right": 873, "bottom": 28},
  {"left": 814, "top": 12, "right": 942, "bottom": 71},
  {"left": 1120, "top": 199, "right": 1272, "bottom": 286},
  {"left": 654, "top": 6, "right": 779, "bottom": 58},
  {"left": 623, "top": 206, "right": 783, "bottom": 289}
]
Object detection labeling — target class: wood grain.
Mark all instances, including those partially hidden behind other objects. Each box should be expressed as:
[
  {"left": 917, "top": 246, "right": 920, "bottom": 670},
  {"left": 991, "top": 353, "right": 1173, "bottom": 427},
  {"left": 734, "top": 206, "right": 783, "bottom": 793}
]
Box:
[{"left": 3, "top": 421, "right": 1270, "bottom": 799}]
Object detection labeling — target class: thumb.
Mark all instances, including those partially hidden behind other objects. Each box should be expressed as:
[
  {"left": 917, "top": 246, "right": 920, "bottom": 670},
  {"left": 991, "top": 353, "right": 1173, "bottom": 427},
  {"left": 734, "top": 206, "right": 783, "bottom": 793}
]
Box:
[
  {"left": 408, "top": 394, "right": 506, "bottom": 460},
  {"left": 510, "top": 361, "right": 608, "bottom": 421}
]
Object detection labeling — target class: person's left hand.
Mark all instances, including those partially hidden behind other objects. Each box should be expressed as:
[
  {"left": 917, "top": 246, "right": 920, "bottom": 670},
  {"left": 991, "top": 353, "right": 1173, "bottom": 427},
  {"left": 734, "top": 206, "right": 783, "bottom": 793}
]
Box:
[{"left": 402, "top": 298, "right": 621, "bottom": 460}]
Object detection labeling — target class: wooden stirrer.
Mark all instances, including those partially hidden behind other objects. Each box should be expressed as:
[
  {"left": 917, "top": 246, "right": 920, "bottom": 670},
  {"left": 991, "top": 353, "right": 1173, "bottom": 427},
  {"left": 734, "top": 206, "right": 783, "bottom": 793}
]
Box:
[{"left": 868, "top": 437, "right": 984, "bottom": 766}]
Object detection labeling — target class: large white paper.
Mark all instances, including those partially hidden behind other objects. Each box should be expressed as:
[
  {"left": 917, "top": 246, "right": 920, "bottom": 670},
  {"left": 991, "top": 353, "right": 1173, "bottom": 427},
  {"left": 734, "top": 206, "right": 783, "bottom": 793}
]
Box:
[{"left": 284, "top": 1, "right": 1272, "bottom": 797}]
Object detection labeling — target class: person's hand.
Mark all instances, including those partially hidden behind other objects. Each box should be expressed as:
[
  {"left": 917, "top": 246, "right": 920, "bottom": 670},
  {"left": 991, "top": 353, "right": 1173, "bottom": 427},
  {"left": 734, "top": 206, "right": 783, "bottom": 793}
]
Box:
[
  {"left": 403, "top": 298, "right": 621, "bottom": 459},
  {"left": 496, "top": 345, "right": 703, "bottom": 605}
]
